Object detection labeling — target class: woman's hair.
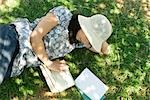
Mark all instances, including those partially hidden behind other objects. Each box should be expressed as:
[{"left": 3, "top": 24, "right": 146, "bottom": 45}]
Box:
[{"left": 68, "top": 14, "right": 81, "bottom": 44}]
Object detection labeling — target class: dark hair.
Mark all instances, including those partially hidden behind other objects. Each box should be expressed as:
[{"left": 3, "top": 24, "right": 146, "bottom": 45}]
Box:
[{"left": 68, "top": 14, "right": 81, "bottom": 44}]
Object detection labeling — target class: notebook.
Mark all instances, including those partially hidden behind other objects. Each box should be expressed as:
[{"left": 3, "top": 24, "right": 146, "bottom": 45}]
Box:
[
  {"left": 75, "top": 68, "right": 109, "bottom": 100},
  {"left": 40, "top": 64, "right": 75, "bottom": 93}
]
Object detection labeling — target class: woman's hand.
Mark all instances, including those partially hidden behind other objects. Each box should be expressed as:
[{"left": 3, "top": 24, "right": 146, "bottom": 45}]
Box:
[
  {"left": 100, "top": 42, "right": 109, "bottom": 55},
  {"left": 45, "top": 60, "right": 69, "bottom": 72},
  {"left": 88, "top": 41, "right": 110, "bottom": 55}
]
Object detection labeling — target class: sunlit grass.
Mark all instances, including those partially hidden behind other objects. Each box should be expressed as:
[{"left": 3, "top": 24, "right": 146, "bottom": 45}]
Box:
[{"left": 0, "top": 0, "right": 149, "bottom": 99}]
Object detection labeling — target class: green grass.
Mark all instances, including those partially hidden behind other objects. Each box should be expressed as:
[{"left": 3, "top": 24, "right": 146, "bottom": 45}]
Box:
[{"left": 0, "top": 0, "right": 150, "bottom": 99}]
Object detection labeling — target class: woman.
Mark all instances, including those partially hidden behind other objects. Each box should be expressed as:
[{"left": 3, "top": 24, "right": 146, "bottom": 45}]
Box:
[{"left": 0, "top": 6, "right": 112, "bottom": 84}]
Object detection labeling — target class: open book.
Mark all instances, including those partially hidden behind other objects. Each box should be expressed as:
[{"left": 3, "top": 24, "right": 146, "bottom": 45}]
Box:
[
  {"left": 75, "top": 68, "right": 109, "bottom": 100},
  {"left": 39, "top": 64, "right": 75, "bottom": 93}
]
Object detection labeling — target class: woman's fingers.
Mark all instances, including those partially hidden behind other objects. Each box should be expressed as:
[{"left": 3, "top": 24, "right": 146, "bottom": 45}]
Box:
[
  {"left": 59, "top": 60, "right": 66, "bottom": 64},
  {"left": 59, "top": 63, "right": 69, "bottom": 70},
  {"left": 48, "top": 60, "right": 69, "bottom": 72}
]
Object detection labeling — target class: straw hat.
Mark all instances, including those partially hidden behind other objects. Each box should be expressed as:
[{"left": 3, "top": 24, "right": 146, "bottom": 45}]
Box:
[{"left": 78, "top": 14, "right": 112, "bottom": 53}]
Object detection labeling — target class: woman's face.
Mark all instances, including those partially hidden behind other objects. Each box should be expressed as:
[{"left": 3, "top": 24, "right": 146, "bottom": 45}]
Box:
[
  {"left": 76, "top": 29, "right": 109, "bottom": 54},
  {"left": 76, "top": 29, "right": 92, "bottom": 48}
]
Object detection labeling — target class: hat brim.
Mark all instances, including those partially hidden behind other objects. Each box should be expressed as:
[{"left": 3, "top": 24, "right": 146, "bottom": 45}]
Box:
[{"left": 78, "top": 15, "right": 103, "bottom": 53}]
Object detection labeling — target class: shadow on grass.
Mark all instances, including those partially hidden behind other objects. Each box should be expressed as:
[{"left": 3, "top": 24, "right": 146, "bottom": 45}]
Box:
[{"left": 0, "top": 0, "right": 149, "bottom": 99}]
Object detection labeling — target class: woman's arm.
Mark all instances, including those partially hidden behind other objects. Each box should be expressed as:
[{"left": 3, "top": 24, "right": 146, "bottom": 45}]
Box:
[{"left": 30, "top": 13, "right": 68, "bottom": 71}]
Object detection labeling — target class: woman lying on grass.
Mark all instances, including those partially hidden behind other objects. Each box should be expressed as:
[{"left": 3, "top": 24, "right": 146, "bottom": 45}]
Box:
[{"left": 0, "top": 6, "right": 112, "bottom": 84}]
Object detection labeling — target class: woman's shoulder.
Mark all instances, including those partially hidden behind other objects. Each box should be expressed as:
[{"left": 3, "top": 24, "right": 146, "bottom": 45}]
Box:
[
  {"left": 49, "top": 6, "right": 73, "bottom": 26},
  {"left": 51, "top": 6, "right": 67, "bottom": 9},
  {"left": 50, "top": 6, "right": 69, "bottom": 10},
  {"left": 49, "top": 6, "right": 71, "bottom": 14}
]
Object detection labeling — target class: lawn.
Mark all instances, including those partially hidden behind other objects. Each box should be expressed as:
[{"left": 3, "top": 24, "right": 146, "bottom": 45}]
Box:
[{"left": 0, "top": 0, "right": 150, "bottom": 100}]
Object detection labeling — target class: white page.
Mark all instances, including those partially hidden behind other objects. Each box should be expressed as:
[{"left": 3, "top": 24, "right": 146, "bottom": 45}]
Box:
[
  {"left": 40, "top": 64, "right": 75, "bottom": 93},
  {"left": 75, "top": 68, "right": 109, "bottom": 100}
]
